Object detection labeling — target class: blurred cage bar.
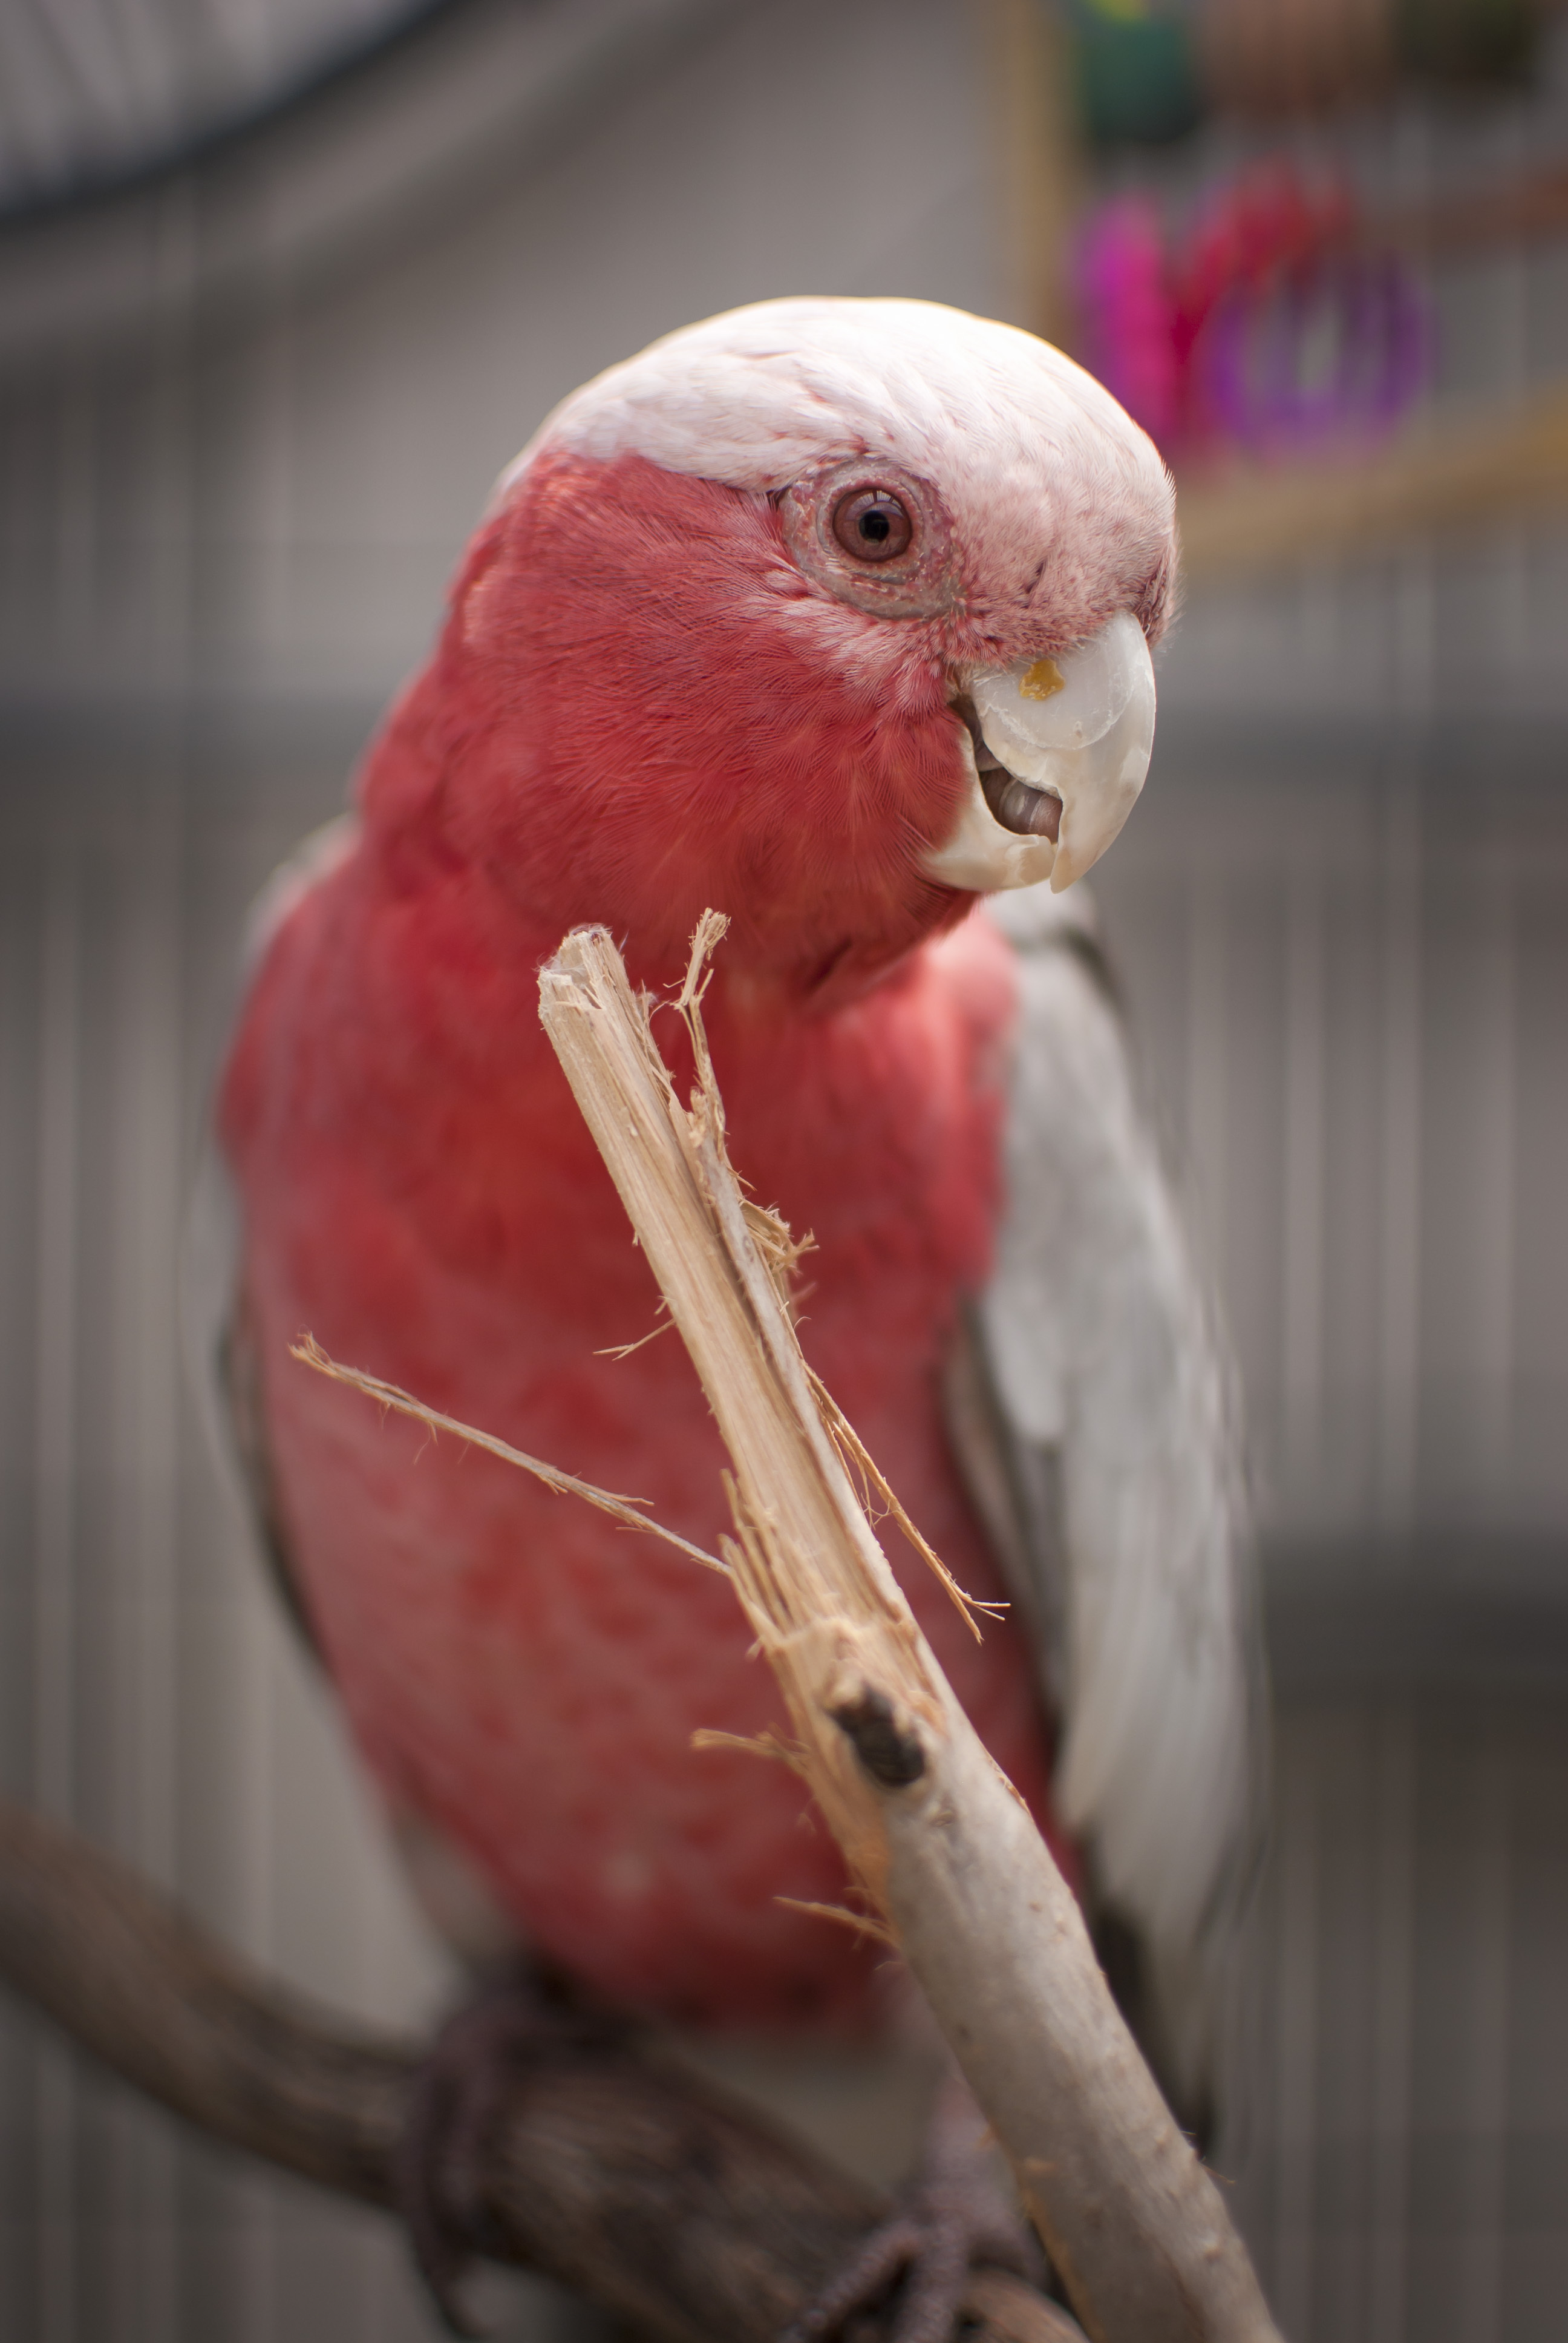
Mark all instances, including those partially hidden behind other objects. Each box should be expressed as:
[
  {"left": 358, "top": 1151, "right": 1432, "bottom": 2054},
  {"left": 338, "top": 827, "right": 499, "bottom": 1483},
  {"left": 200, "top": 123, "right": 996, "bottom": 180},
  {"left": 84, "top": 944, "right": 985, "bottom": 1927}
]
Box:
[{"left": 0, "top": 2, "right": 1566, "bottom": 2338}]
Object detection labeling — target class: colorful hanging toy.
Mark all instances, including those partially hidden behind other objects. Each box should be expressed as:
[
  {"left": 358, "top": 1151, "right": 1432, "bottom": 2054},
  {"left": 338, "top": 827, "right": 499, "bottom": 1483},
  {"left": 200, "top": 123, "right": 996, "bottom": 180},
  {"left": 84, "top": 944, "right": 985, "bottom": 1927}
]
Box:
[{"left": 1074, "top": 165, "right": 1431, "bottom": 459}]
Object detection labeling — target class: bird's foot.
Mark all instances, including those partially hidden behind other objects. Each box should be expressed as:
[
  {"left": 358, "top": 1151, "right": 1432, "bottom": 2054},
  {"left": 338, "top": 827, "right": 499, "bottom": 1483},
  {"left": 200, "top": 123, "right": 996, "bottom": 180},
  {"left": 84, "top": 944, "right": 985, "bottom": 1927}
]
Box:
[
  {"left": 394, "top": 1957, "right": 621, "bottom": 2338},
  {"left": 786, "top": 2069, "right": 1044, "bottom": 2343}
]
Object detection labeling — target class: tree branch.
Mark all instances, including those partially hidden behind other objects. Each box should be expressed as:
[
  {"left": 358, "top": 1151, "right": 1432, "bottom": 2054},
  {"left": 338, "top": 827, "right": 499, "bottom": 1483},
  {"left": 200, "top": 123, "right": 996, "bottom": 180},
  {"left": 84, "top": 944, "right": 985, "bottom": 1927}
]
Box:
[
  {"left": 536, "top": 920, "right": 1282, "bottom": 2343},
  {"left": 0, "top": 1792, "right": 1080, "bottom": 2343}
]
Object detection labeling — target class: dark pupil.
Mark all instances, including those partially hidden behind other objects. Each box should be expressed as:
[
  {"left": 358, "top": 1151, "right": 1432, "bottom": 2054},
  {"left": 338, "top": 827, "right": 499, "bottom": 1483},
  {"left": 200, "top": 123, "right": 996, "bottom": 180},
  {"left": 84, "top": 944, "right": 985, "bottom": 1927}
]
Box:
[{"left": 860, "top": 506, "right": 892, "bottom": 542}]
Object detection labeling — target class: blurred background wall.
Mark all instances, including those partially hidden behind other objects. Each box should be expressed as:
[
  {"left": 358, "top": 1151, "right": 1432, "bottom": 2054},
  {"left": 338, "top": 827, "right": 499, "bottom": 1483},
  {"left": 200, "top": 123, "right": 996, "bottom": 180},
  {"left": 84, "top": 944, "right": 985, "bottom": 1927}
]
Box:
[{"left": 0, "top": 2, "right": 1565, "bottom": 2338}]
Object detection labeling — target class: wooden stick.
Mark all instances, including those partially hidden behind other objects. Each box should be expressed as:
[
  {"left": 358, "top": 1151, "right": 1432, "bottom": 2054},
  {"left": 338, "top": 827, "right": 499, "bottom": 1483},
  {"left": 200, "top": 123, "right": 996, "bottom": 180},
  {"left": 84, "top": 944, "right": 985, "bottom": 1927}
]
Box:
[
  {"left": 538, "top": 920, "right": 1283, "bottom": 2343},
  {"left": 1178, "top": 380, "right": 1568, "bottom": 579},
  {"left": 0, "top": 1791, "right": 1080, "bottom": 2343}
]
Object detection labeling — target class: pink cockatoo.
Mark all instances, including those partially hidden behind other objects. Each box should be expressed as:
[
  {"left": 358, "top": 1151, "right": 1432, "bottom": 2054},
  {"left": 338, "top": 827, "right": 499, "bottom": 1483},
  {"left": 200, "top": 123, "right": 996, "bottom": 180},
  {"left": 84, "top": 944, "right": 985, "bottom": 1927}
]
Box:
[{"left": 211, "top": 298, "right": 1259, "bottom": 2336}]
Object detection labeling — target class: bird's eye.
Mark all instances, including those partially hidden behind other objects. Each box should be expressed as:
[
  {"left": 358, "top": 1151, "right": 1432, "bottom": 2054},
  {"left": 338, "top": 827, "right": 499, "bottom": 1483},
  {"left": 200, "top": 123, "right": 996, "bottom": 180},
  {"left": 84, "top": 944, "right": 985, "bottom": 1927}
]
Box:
[
  {"left": 782, "top": 461, "right": 948, "bottom": 617},
  {"left": 830, "top": 488, "right": 914, "bottom": 563}
]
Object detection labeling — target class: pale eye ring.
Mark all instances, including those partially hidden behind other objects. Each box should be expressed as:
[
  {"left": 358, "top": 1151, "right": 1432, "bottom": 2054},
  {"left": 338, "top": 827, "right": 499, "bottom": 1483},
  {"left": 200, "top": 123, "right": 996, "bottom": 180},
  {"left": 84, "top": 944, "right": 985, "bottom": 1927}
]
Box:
[
  {"left": 780, "top": 458, "right": 953, "bottom": 620},
  {"left": 830, "top": 487, "right": 914, "bottom": 563}
]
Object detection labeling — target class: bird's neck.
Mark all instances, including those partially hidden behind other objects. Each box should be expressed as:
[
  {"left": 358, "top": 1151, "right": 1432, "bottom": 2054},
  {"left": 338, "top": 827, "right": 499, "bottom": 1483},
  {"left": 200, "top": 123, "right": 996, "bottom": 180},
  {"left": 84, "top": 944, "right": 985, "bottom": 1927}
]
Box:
[
  {"left": 354, "top": 664, "right": 974, "bottom": 1011},
  {"left": 351, "top": 447, "right": 981, "bottom": 999}
]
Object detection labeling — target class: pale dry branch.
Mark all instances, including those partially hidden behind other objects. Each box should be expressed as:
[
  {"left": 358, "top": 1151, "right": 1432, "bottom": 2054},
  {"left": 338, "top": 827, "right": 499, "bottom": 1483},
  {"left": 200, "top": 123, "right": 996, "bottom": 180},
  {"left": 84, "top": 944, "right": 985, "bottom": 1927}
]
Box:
[
  {"left": 292, "top": 1331, "right": 727, "bottom": 1576},
  {"left": 537, "top": 920, "right": 1285, "bottom": 2343},
  {"left": 773, "top": 1897, "right": 900, "bottom": 1949},
  {"left": 806, "top": 1364, "right": 1005, "bottom": 1634},
  {"left": 597, "top": 1305, "right": 678, "bottom": 1360},
  {"left": 688, "top": 1725, "right": 805, "bottom": 1769}
]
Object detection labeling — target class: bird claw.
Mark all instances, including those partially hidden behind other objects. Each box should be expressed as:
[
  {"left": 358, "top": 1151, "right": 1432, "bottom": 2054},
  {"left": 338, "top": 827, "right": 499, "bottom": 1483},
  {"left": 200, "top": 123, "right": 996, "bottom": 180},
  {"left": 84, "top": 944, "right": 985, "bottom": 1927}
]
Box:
[
  {"left": 786, "top": 2184, "right": 1040, "bottom": 2343},
  {"left": 785, "top": 2072, "right": 1044, "bottom": 2343},
  {"left": 394, "top": 1959, "right": 618, "bottom": 2338}
]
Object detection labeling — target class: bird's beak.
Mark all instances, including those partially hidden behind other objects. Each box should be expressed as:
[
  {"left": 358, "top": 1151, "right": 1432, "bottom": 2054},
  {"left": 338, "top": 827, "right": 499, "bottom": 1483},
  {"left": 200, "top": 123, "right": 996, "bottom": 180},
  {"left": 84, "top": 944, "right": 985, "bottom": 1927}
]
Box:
[{"left": 923, "top": 610, "right": 1156, "bottom": 894}]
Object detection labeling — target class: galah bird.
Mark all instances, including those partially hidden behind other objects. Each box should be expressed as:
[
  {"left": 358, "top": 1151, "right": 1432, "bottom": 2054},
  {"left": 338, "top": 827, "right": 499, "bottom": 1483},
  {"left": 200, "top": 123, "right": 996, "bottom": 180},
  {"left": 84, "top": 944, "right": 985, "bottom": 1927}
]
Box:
[{"left": 212, "top": 298, "right": 1260, "bottom": 2338}]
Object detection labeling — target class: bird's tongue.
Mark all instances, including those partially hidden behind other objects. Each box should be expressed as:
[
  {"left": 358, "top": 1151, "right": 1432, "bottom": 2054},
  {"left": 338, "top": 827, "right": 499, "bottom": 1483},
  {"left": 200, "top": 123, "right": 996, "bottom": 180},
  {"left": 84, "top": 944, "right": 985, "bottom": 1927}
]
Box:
[{"left": 977, "top": 760, "right": 1062, "bottom": 841}]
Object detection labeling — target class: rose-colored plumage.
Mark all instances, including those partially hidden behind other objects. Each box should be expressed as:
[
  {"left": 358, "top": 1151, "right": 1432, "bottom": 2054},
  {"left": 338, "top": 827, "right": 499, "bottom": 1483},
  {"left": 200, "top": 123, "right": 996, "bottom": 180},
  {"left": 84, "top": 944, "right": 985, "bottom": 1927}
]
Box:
[{"left": 218, "top": 300, "right": 1184, "bottom": 2039}]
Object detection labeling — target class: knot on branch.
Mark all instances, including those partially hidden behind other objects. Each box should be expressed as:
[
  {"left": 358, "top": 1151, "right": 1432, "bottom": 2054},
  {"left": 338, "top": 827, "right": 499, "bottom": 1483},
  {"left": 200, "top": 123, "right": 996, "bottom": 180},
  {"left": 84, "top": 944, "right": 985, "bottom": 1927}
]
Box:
[{"left": 829, "top": 1686, "right": 927, "bottom": 1789}]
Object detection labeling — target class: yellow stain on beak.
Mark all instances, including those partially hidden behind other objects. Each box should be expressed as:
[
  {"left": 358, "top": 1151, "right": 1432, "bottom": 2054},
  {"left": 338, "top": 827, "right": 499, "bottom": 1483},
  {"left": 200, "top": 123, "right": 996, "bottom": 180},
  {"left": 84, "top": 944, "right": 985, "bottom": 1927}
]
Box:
[{"left": 1019, "top": 657, "right": 1067, "bottom": 701}]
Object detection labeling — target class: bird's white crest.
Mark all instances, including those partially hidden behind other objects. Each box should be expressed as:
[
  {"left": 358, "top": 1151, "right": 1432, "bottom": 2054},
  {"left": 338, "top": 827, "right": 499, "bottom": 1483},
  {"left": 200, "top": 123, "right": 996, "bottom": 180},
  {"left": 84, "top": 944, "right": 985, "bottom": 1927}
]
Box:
[{"left": 505, "top": 297, "right": 1169, "bottom": 514}]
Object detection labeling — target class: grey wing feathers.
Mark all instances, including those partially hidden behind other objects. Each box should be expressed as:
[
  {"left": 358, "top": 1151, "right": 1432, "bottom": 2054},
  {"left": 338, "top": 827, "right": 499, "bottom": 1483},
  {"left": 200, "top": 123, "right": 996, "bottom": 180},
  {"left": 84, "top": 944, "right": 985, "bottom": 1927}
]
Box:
[{"left": 954, "top": 882, "right": 1267, "bottom": 2134}]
